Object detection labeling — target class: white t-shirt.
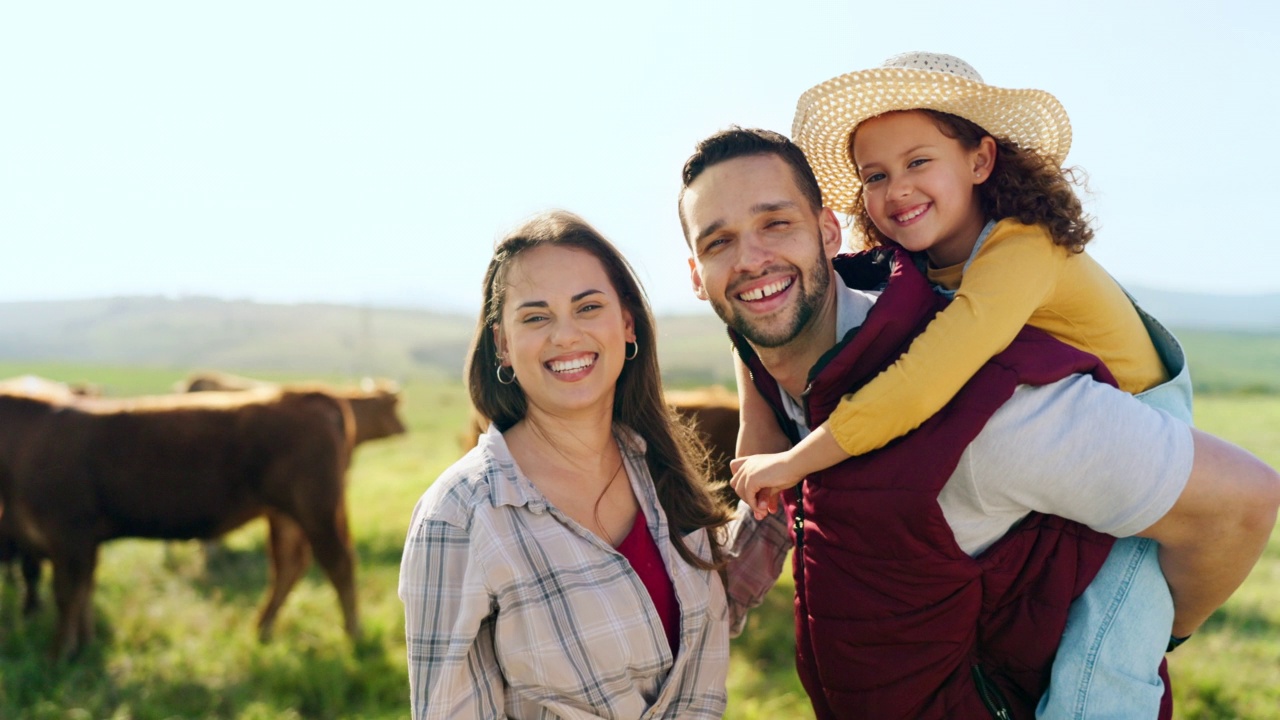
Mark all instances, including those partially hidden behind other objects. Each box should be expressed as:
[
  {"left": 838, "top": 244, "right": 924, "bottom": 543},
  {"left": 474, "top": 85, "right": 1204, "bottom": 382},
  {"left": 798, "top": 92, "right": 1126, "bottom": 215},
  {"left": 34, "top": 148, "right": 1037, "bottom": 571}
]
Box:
[{"left": 778, "top": 278, "right": 1193, "bottom": 556}]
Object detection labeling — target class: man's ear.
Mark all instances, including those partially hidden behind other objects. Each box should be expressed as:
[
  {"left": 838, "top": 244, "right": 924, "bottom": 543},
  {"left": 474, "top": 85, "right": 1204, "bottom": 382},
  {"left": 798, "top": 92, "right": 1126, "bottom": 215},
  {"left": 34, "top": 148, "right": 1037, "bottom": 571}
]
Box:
[
  {"left": 819, "top": 208, "right": 844, "bottom": 258},
  {"left": 688, "top": 257, "right": 709, "bottom": 301},
  {"left": 972, "top": 136, "right": 997, "bottom": 184}
]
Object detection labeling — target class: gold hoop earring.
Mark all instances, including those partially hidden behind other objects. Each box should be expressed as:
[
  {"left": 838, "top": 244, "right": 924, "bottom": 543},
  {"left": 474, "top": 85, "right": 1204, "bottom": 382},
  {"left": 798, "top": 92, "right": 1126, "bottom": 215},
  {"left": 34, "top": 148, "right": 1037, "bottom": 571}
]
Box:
[
  {"left": 496, "top": 364, "right": 516, "bottom": 385},
  {"left": 625, "top": 340, "right": 639, "bottom": 361}
]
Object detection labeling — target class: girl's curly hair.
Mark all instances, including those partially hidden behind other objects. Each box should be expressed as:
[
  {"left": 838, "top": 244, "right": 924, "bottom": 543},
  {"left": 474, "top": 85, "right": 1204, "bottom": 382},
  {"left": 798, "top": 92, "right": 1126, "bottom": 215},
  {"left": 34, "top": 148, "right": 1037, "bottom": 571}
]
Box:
[{"left": 849, "top": 109, "right": 1094, "bottom": 253}]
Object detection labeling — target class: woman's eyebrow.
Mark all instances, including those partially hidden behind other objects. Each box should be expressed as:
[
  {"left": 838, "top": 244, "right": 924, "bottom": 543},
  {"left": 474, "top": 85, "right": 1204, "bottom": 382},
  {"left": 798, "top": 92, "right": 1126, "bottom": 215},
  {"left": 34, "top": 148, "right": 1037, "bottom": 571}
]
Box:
[{"left": 515, "top": 288, "right": 603, "bottom": 310}]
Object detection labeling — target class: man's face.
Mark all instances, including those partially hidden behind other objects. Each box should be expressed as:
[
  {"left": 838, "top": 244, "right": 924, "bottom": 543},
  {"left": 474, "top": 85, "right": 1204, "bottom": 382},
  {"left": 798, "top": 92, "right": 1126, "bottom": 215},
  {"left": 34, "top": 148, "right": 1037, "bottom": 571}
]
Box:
[{"left": 681, "top": 154, "right": 840, "bottom": 348}]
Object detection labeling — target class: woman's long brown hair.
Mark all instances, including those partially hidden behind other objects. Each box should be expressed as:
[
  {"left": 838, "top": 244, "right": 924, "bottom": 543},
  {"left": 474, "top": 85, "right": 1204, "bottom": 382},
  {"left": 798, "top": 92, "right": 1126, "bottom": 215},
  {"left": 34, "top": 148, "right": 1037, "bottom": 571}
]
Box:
[{"left": 466, "top": 210, "right": 732, "bottom": 570}]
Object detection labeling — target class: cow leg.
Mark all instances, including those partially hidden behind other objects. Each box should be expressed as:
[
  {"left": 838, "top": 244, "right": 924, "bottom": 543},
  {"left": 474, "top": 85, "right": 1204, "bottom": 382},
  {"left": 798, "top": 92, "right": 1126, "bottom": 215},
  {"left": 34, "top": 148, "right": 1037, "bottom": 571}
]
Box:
[
  {"left": 20, "top": 551, "right": 41, "bottom": 615},
  {"left": 77, "top": 578, "right": 95, "bottom": 649},
  {"left": 257, "top": 510, "right": 312, "bottom": 642},
  {"left": 50, "top": 544, "right": 98, "bottom": 660},
  {"left": 201, "top": 538, "right": 227, "bottom": 566},
  {"left": 296, "top": 502, "right": 361, "bottom": 641}
]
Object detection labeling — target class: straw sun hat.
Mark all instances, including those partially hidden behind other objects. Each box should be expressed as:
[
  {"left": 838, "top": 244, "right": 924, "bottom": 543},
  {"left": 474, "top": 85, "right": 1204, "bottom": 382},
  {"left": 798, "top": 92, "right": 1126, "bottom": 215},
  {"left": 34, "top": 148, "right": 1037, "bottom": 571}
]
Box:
[{"left": 791, "top": 52, "right": 1072, "bottom": 216}]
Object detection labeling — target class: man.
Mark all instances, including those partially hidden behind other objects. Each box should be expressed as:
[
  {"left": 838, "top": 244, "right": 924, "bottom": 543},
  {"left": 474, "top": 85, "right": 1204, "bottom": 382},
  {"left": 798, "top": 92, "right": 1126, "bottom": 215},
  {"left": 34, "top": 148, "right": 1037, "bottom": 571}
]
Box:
[{"left": 678, "top": 127, "right": 1280, "bottom": 719}]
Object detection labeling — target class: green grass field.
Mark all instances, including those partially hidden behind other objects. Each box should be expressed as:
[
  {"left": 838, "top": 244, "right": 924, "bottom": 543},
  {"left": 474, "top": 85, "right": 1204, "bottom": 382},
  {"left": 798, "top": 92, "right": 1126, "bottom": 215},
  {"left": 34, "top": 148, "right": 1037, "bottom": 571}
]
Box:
[{"left": 0, "top": 363, "right": 1277, "bottom": 719}]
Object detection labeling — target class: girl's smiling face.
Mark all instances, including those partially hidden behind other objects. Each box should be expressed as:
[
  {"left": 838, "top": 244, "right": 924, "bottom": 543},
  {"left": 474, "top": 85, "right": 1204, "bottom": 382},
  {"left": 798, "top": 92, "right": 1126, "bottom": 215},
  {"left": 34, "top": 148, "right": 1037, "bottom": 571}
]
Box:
[
  {"left": 494, "top": 245, "right": 634, "bottom": 421},
  {"left": 853, "top": 110, "right": 995, "bottom": 267}
]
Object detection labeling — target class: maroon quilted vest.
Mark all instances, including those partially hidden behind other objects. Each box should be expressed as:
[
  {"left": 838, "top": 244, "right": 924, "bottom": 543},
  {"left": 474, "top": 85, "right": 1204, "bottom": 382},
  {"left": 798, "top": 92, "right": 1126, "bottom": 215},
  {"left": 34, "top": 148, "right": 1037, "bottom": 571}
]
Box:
[{"left": 734, "top": 247, "right": 1168, "bottom": 719}]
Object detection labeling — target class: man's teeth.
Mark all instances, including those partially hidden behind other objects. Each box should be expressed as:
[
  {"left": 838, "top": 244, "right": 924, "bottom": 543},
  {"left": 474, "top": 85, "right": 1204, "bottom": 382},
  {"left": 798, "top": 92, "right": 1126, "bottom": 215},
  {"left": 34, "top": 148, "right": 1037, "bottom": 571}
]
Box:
[
  {"left": 894, "top": 206, "right": 927, "bottom": 222},
  {"left": 739, "top": 278, "right": 793, "bottom": 302},
  {"left": 549, "top": 356, "right": 595, "bottom": 373}
]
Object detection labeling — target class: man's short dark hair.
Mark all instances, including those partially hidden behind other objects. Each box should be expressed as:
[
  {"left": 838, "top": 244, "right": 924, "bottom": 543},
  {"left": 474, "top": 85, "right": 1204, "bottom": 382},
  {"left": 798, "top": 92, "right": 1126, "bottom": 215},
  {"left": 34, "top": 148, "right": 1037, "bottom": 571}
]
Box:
[{"left": 677, "top": 127, "right": 825, "bottom": 244}]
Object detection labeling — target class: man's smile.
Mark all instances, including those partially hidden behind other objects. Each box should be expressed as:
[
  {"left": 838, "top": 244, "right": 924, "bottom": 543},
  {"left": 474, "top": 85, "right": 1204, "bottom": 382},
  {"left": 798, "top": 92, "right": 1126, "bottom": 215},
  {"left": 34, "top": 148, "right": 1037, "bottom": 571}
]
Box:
[{"left": 737, "top": 277, "right": 793, "bottom": 302}]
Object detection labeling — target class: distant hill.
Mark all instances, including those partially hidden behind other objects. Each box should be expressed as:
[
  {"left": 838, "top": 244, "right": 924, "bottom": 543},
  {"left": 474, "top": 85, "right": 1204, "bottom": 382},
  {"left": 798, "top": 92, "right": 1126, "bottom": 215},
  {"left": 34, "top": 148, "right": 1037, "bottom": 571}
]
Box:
[
  {"left": 0, "top": 296, "right": 741, "bottom": 385},
  {"left": 0, "top": 297, "right": 475, "bottom": 380},
  {"left": 1125, "top": 286, "right": 1280, "bottom": 331},
  {"left": 0, "top": 292, "right": 1275, "bottom": 392}
]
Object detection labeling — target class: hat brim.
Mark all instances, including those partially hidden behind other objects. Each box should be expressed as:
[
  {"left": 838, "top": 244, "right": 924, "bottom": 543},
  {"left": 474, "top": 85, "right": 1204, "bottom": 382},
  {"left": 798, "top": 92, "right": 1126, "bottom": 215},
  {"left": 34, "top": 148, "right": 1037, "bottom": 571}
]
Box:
[{"left": 791, "top": 67, "right": 1072, "bottom": 216}]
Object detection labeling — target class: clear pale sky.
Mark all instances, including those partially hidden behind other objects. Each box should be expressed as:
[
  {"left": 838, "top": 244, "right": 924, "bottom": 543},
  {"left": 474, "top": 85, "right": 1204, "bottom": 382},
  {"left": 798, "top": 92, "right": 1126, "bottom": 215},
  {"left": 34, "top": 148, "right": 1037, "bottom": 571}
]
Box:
[{"left": 2, "top": 0, "right": 1275, "bottom": 315}]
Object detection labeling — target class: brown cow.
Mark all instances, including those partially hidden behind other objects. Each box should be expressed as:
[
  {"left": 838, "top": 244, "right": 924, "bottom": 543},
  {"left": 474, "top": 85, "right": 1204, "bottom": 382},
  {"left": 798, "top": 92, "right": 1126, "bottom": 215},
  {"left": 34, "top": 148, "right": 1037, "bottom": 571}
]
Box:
[
  {"left": 0, "top": 387, "right": 360, "bottom": 659},
  {"left": 173, "top": 372, "right": 405, "bottom": 577},
  {"left": 174, "top": 371, "right": 274, "bottom": 393},
  {"left": 0, "top": 375, "right": 96, "bottom": 401},
  {"left": 178, "top": 372, "right": 407, "bottom": 444},
  {"left": 0, "top": 376, "right": 97, "bottom": 613},
  {"left": 0, "top": 514, "right": 41, "bottom": 616}
]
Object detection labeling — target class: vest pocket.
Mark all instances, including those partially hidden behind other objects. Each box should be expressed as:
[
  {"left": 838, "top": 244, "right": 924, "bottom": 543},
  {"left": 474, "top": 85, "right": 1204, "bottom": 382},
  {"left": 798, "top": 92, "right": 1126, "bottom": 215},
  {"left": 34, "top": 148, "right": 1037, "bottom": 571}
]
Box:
[{"left": 970, "top": 664, "right": 1013, "bottom": 720}]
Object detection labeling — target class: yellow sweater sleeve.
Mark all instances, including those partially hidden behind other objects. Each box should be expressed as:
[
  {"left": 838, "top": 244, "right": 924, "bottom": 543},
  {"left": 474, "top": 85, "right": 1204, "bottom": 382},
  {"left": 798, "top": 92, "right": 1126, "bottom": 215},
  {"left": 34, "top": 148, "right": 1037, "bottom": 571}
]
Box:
[{"left": 826, "top": 223, "right": 1065, "bottom": 456}]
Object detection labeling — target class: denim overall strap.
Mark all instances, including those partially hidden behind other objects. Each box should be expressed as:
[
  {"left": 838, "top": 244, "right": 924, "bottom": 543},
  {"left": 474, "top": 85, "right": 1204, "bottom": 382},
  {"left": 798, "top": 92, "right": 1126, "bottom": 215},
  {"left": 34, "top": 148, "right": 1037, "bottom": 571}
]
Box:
[
  {"left": 935, "top": 219, "right": 996, "bottom": 300},
  {"left": 1119, "top": 285, "right": 1194, "bottom": 424}
]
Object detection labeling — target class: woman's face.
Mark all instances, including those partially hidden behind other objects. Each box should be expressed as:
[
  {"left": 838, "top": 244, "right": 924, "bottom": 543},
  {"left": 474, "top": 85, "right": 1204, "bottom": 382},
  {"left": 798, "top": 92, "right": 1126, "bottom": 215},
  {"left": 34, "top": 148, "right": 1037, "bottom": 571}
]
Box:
[{"left": 494, "top": 245, "right": 635, "bottom": 421}]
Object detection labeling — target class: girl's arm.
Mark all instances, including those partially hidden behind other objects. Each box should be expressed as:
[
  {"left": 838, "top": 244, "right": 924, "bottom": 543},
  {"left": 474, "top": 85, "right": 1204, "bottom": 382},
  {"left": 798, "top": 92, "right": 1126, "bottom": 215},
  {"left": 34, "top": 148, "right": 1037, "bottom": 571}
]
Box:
[
  {"left": 730, "top": 352, "right": 849, "bottom": 516},
  {"left": 734, "top": 224, "right": 1063, "bottom": 510},
  {"left": 732, "top": 425, "right": 849, "bottom": 515},
  {"left": 400, "top": 510, "right": 505, "bottom": 720},
  {"left": 822, "top": 224, "right": 1061, "bottom": 456}
]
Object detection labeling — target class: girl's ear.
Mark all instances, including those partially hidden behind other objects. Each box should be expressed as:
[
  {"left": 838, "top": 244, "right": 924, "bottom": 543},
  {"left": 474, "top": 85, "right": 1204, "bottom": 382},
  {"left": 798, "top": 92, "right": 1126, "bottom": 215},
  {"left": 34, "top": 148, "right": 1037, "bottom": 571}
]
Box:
[{"left": 972, "top": 135, "right": 997, "bottom": 183}]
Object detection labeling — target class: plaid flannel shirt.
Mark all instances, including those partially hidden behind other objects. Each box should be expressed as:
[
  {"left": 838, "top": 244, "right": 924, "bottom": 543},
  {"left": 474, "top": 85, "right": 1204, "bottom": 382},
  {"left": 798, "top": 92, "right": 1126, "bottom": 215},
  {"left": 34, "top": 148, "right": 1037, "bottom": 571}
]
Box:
[{"left": 400, "top": 424, "right": 791, "bottom": 720}]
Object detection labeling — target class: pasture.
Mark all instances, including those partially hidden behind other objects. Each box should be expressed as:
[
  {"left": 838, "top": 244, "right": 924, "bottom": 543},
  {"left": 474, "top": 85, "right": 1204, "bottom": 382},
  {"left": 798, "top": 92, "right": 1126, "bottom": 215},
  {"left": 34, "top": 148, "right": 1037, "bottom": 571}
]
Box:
[{"left": 1, "top": 362, "right": 1278, "bottom": 719}]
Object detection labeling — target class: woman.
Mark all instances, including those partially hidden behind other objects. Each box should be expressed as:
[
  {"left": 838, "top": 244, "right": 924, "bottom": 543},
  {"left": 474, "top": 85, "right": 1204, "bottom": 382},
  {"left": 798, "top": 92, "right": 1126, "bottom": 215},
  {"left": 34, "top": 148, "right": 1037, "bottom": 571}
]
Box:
[{"left": 399, "top": 210, "right": 735, "bottom": 719}]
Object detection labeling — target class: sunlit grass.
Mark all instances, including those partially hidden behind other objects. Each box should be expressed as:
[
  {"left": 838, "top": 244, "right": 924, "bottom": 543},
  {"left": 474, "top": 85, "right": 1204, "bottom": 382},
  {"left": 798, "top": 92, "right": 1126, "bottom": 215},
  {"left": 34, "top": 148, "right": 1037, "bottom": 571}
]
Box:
[{"left": 0, "top": 366, "right": 1277, "bottom": 718}]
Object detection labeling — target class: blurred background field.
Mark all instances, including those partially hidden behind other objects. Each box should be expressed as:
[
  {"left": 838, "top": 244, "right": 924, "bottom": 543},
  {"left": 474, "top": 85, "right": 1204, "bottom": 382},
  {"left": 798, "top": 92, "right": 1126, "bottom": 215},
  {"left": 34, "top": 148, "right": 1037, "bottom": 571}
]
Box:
[
  {"left": 6, "top": 3, "right": 1280, "bottom": 716},
  {"left": 1, "top": 303, "right": 1278, "bottom": 719}
]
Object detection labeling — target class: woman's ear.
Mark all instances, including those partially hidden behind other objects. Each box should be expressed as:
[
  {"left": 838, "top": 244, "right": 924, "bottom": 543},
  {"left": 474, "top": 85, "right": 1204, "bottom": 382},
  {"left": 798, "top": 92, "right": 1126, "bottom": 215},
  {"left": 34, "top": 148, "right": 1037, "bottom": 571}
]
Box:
[
  {"left": 972, "top": 136, "right": 997, "bottom": 183},
  {"left": 623, "top": 309, "right": 636, "bottom": 344},
  {"left": 491, "top": 324, "right": 509, "bottom": 364}
]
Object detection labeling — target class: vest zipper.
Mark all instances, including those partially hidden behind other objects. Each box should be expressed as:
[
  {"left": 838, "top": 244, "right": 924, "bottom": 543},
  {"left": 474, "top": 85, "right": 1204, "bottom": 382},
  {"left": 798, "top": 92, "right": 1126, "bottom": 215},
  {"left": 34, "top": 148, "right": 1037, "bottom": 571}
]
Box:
[
  {"left": 792, "top": 486, "right": 805, "bottom": 555},
  {"left": 795, "top": 381, "right": 813, "bottom": 579},
  {"left": 970, "top": 664, "right": 1013, "bottom": 720}
]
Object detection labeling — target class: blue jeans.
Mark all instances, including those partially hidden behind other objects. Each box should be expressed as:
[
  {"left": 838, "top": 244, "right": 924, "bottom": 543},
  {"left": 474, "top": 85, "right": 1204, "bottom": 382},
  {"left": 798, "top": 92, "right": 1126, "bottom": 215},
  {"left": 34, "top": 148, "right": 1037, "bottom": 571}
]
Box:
[
  {"left": 1037, "top": 307, "right": 1192, "bottom": 719},
  {"left": 1036, "top": 536, "right": 1172, "bottom": 719}
]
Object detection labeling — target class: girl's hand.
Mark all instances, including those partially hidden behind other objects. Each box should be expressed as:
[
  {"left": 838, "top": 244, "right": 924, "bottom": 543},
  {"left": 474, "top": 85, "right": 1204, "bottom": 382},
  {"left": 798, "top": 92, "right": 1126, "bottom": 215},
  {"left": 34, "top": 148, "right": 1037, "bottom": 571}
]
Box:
[{"left": 730, "top": 451, "right": 803, "bottom": 520}]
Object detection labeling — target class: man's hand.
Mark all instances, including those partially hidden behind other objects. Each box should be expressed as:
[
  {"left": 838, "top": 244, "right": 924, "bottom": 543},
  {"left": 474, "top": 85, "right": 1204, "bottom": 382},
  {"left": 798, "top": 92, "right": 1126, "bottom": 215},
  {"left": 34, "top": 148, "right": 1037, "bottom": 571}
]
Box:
[{"left": 1137, "top": 428, "right": 1280, "bottom": 637}]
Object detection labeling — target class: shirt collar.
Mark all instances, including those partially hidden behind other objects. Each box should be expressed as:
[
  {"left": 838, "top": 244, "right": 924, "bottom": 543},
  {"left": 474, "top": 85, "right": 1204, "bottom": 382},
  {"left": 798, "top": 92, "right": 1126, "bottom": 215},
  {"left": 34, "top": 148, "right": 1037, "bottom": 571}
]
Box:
[
  {"left": 477, "top": 422, "right": 650, "bottom": 513},
  {"left": 834, "top": 272, "right": 879, "bottom": 340}
]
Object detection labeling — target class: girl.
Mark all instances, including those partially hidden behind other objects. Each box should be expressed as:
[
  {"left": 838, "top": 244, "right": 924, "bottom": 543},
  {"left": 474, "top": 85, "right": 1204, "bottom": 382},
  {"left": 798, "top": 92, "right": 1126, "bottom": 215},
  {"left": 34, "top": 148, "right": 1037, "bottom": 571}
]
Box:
[
  {"left": 399, "top": 211, "right": 734, "bottom": 719},
  {"left": 731, "top": 53, "right": 1193, "bottom": 719}
]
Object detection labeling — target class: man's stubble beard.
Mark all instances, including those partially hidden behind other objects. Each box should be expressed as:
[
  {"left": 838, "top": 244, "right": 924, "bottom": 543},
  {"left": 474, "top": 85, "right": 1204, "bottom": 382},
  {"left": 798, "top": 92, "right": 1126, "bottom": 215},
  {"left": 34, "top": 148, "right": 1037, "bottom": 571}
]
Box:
[{"left": 710, "top": 253, "right": 831, "bottom": 349}]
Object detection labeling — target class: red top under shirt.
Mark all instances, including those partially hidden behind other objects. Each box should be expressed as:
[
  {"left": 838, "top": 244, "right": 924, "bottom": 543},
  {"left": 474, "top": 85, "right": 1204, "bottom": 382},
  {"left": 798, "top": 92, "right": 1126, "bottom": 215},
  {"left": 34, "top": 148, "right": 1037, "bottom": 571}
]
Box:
[{"left": 616, "top": 512, "right": 680, "bottom": 656}]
